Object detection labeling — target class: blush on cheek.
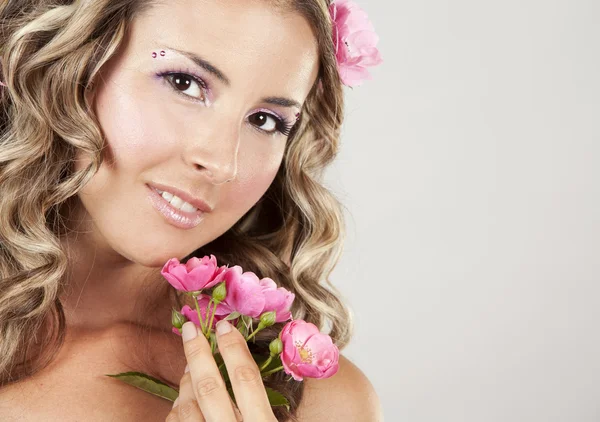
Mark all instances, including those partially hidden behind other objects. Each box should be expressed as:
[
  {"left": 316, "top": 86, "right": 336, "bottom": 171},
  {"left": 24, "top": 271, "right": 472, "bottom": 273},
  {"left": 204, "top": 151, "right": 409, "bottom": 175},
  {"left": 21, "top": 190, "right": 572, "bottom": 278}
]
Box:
[
  {"left": 228, "top": 159, "right": 282, "bottom": 208},
  {"left": 93, "top": 65, "right": 178, "bottom": 168},
  {"left": 102, "top": 101, "right": 156, "bottom": 161}
]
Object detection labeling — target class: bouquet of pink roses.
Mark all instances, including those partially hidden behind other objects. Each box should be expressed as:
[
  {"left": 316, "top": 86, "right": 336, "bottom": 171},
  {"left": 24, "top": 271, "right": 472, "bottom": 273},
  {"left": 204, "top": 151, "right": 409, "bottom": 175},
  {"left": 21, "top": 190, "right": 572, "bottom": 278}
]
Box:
[{"left": 106, "top": 255, "right": 340, "bottom": 411}]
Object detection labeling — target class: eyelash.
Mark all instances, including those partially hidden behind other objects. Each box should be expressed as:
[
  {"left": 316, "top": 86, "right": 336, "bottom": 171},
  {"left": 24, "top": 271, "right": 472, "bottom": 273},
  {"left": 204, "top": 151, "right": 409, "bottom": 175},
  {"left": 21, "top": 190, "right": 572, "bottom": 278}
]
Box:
[{"left": 156, "top": 68, "right": 297, "bottom": 137}]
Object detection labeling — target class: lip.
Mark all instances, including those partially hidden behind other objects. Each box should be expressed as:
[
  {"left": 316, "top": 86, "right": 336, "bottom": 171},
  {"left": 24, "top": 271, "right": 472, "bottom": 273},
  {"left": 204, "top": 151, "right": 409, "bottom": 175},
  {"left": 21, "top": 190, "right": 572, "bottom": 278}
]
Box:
[
  {"left": 146, "top": 184, "right": 207, "bottom": 230},
  {"left": 146, "top": 182, "right": 213, "bottom": 213}
]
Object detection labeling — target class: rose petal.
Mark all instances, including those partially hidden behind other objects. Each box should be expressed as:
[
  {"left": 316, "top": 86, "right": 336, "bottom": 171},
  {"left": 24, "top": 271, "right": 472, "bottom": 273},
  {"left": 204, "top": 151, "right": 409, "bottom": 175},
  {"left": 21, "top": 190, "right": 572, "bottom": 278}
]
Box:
[
  {"left": 339, "top": 65, "right": 372, "bottom": 87},
  {"left": 295, "top": 363, "right": 323, "bottom": 378},
  {"left": 304, "top": 332, "right": 336, "bottom": 353},
  {"left": 346, "top": 30, "right": 379, "bottom": 51},
  {"left": 290, "top": 321, "right": 321, "bottom": 344},
  {"left": 161, "top": 272, "right": 187, "bottom": 291}
]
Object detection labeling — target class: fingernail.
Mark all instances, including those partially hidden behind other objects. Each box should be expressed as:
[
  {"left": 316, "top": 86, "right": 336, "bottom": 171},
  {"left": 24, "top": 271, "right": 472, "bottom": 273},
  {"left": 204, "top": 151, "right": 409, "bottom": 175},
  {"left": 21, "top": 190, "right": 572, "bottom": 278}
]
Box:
[
  {"left": 184, "top": 364, "right": 190, "bottom": 373},
  {"left": 172, "top": 397, "right": 179, "bottom": 409},
  {"left": 182, "top": 321, "right": 198, "bottom": 342},
  {"left": 216, "top": 320, "right": 232, "bottom": 335}
]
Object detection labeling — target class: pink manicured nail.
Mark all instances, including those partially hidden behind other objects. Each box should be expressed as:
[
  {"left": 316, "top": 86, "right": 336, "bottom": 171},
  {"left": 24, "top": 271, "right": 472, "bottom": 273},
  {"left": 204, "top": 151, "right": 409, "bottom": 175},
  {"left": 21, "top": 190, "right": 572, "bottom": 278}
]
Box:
[
  {"left": 216, "top": 320, "right": 232, "bottom": 335},
  {"left": 184, "top": 364, "right": 190, "bottom": 373},
  {"left": 182, "top": 321, "right": 198, "bottom": 342},
  {"left": 172, "top": 397, "right": 179, "bottom": 408}
]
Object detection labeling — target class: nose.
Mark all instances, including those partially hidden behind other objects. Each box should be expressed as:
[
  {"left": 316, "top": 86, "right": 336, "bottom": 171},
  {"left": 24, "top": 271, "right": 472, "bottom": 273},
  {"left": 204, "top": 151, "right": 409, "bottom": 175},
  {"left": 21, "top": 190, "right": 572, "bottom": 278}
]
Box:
[{"left": 182, "top": 116, "right": 240, "bottom": 185}]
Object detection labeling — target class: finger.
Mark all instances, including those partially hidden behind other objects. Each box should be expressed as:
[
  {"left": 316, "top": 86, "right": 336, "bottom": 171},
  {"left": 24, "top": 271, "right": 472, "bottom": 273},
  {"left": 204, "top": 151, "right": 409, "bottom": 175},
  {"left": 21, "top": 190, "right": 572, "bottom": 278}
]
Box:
[
  {"left": 176, "top": 371, "right": 206, "bottom": 421},
  {"left": 223, "top": 386, "right": 243, "bottom": 422},
  {"left": 168, "top": 347, "right": 243, "bottom": 422},
  {"left": 166, "top": 396, "right": 188, "bottom": 422},
  {"left": 182, "top": 321, "right": 238, "bottom": 422},
  {"left": 229, "top": 393, "right": 243, "bottom": 422},
  {"left": 165, "top": 398, "right": 179, "bottom": 422},
  {"left": 215, "top": 320, "right": 273, "bottom": 419}
]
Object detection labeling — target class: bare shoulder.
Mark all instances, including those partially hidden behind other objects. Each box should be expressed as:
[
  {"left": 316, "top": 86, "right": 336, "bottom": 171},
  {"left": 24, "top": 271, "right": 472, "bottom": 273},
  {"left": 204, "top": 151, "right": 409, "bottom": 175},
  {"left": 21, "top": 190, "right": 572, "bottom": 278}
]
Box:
[{"left": 294, "top": 354, "right": 383, "bottom": 422}]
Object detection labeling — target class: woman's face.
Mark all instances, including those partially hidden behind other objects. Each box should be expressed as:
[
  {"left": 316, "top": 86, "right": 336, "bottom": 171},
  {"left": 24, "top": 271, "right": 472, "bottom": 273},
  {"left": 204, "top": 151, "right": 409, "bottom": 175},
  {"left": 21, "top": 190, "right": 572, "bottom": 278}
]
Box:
[{"left": 74, "top": 0, "right": 319, "bottom": 267}]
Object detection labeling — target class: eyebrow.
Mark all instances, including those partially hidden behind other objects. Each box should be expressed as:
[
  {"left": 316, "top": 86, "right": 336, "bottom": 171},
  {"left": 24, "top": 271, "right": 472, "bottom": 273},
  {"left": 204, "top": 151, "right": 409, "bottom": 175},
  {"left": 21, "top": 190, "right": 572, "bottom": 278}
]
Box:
[
  {"left": 166, "top": 46, "right": 303, "bottom": 110},
  {"left": 261, "top": 96, "right": 302, "bottom": 109}
]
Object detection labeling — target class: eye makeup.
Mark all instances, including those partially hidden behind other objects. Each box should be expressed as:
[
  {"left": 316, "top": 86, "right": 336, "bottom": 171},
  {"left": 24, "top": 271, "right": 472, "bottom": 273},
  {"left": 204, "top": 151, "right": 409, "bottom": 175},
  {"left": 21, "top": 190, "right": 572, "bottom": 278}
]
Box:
[
  {"left": 251, "top": 108, "right": 297, "bottom": 137},
  {"left": 152, "top": 51, "right": 299, "bottom": 138},
  {"left": 155, "top": 65, "right": 213, "bottom": 105}
]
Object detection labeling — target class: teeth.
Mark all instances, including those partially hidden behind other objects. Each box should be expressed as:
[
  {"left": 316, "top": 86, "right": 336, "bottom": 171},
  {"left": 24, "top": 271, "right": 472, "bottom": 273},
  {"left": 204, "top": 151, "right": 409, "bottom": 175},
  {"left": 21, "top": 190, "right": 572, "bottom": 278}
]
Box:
[
  {"left": 160, "top": 190, "right": 173, "bottom": 201},
  {"left": 180, "top": 202, "right": 199, "bottom": 213},
  {"left": 157, "top": 189, "right": 198, "bottom": 212}
]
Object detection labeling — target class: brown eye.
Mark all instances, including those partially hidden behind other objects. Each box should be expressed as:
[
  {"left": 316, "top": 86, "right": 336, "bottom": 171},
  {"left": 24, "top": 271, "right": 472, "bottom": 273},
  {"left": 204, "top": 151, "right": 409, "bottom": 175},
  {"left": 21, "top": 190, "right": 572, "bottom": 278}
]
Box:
[
  {"left": 165, "top": 73, "right": 206, "bottom": 103},
  {"left": 249, "top": 112, "right": 278, "bottom": 133}
]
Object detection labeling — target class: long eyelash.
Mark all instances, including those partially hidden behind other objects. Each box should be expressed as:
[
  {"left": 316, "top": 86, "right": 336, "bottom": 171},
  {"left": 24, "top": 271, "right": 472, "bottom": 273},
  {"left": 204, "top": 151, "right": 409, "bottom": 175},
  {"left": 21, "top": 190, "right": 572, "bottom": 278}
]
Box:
[{"left": 274, "top": 116, "right": 297, "bottom": 137}]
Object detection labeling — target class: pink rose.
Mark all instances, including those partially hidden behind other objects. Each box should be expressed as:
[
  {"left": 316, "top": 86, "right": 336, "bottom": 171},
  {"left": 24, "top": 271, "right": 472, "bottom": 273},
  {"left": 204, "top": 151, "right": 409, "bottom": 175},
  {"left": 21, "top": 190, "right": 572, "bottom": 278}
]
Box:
[
  {"left": 220, "top": 266, "right": 266, "bottom": 318},
  {"left": 259, "top": 278, "right": 295, "bottom": 322},
  {"left": 279, "top": 319, "right": 339, "bottom": 381},
  {"left": 161, "top": 255, "right": 227, "bottom": 293},
  {"left": 329, "top": 0, "right": 383, "bottom": 87}
]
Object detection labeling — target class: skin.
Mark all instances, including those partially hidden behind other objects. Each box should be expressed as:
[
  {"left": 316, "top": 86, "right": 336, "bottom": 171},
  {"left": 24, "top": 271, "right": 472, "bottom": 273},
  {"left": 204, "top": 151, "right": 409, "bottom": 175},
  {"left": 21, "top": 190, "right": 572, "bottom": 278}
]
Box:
[
  {"left": 59, "top": 0, "right": 319, "bottom": 332},
  {"left": 0, "top": 1, "right": 386, "bottom": 420},
  {"left": 55, "top": 0, "right": 319, "bottom": 419},
  {"left": 170, "top": 320, "right": 271, "bottom": 421}
]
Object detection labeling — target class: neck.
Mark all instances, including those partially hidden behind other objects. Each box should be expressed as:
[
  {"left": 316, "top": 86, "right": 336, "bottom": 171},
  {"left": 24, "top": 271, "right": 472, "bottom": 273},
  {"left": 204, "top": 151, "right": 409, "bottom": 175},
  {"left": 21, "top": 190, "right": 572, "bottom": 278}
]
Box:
[{"left": 57, "top": 198, "right": 175, "bottom": 333}]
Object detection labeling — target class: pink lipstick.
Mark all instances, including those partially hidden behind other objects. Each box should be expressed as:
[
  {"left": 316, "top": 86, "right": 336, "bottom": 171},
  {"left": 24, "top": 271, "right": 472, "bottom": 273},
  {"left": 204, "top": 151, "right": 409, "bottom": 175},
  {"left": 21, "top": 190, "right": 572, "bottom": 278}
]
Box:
[{"left": 146, "top": 184, "right": 206, "bottom": 230}]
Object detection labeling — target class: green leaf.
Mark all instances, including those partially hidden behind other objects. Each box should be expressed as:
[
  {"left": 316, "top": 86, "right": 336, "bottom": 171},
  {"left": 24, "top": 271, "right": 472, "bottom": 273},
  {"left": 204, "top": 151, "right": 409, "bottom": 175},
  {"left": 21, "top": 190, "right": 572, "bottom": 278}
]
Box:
[
  {"left": 224, "top": 384, "right": 289, "bottom": 412},
  {"left": 226, "top": 384, "right": 238, "bottom": 408},
  {"left": 224, "top": 311, "right": 241, "bottom": 321},
  {"left": 218, "top": 358, "right": 231, "bottom": 384},
  {"left": 242, "top": 315, "right": 253, "bottom": 330},
  {"left": 265, "top": 386, "right": 290, "bottom": 411},
  {"left": 105, "top": 371, "right": 179, "bottom": 402},
  {"left": 236, "top": 318, "right": 248, "bottom": 337}
]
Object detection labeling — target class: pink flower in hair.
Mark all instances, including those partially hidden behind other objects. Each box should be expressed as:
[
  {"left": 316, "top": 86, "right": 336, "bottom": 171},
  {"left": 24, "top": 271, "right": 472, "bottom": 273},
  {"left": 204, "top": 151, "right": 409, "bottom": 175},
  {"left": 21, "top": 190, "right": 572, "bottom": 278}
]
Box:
[{"left": 329, "top": 0, "right": 383, "bottom": 87}]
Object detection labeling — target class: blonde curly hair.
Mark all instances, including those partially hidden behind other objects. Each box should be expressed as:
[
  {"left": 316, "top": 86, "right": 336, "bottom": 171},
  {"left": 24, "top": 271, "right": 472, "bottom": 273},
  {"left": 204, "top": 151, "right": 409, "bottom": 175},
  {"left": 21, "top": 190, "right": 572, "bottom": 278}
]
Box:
[{"left": 0, "top": 1, "right": 353, "bottom": 420}]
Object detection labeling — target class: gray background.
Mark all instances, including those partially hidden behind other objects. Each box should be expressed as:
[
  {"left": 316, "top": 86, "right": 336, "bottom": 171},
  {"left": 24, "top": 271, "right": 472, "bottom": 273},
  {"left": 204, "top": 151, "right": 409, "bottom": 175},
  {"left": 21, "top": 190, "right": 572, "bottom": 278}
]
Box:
[{"left": 324, "top": 0, "right": 600, "bottom": 421}]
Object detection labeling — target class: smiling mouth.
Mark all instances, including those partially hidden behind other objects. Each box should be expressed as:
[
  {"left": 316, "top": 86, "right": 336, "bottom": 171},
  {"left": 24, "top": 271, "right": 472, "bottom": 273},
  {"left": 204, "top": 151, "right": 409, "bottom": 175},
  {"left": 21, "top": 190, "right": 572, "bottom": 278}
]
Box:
[{"left": 146, "top": 184, "right": 206, "bottom": 230}]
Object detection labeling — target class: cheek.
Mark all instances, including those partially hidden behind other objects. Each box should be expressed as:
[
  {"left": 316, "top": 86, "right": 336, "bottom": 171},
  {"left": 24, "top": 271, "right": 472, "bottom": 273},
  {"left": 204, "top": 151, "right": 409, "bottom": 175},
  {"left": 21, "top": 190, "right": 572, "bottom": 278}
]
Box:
[
  {"left": 226, "top": 145, "right": 284, "bottom": 209},
  {"left": 94, "top": 82, "right": 173, "bottom": 170}
]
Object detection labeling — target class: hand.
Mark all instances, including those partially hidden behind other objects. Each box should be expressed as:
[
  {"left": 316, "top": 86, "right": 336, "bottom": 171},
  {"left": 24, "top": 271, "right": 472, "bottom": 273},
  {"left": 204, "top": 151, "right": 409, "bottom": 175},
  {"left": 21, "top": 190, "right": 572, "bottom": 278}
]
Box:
[{"left": 166, "top": 320, "right": 278, "bottom": 422}]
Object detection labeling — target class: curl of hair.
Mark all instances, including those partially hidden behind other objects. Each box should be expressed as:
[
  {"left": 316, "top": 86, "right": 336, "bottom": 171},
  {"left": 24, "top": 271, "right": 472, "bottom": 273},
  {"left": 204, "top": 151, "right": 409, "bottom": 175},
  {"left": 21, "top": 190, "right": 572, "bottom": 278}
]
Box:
[{"left": 0, "top": 1, "right": 353, "bottom": 420}]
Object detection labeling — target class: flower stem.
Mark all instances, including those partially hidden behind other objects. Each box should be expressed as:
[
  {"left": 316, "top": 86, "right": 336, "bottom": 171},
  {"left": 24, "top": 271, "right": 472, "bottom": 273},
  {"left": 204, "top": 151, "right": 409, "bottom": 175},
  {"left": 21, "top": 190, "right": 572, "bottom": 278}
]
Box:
[
  {"left": 246, "top": 326, "right": 262, "bottom": 342},
  {"left": 202, "top": 300, "right": 214, "bottom": 338},
  {"left": 194, "top": 296, "right": 207, "bottom": 337},
  {"left": 207, "top": 299, "right": 217, "bottom": 336},
  {"left": 261, "top": 365, "right": 284, "bottom": 378},
  {"left": 208, "top": 332, "right": 216, "bottom": 353},
  {"left": 258, "top": 356, "right": 273, "bottom": 372}
]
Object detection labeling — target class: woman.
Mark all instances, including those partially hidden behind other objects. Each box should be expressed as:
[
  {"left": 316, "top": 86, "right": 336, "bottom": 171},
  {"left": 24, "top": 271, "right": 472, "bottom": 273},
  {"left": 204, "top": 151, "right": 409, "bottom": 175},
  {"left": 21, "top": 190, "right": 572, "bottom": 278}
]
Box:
[{"left": 0, "top": 0, "right": 382, "bottom": 420}]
